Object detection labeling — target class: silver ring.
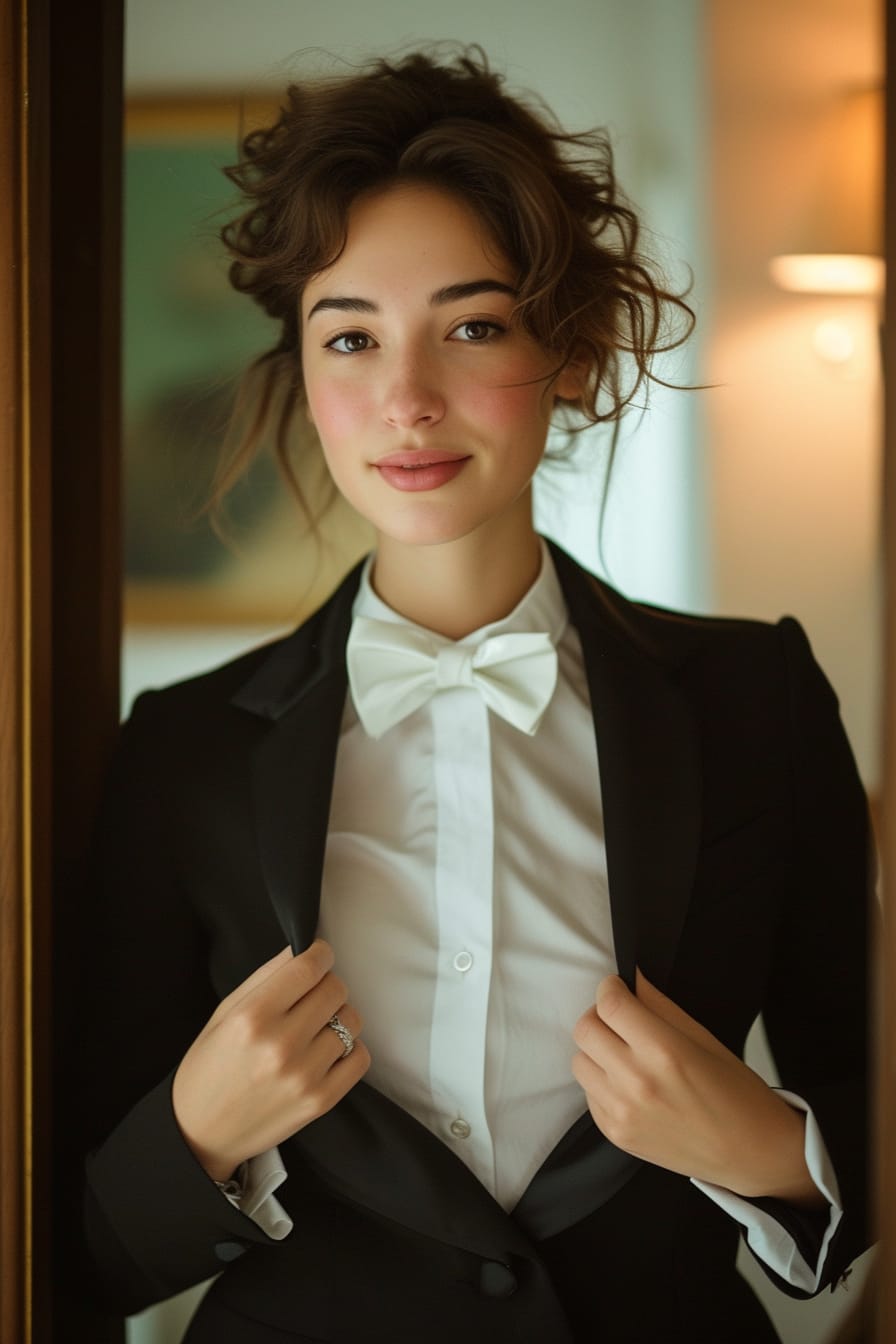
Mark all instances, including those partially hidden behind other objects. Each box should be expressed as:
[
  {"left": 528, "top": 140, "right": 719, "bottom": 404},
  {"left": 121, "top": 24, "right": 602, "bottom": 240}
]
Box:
[{"left": 327, "top": 1013, "right": 354, "bottom": 1058}]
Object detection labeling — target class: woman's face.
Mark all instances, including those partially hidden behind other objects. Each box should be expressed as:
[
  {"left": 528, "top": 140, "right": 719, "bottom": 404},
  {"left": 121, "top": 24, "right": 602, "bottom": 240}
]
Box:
[{"left": 301, "top": 183, "right": 579, "bottom": 551}]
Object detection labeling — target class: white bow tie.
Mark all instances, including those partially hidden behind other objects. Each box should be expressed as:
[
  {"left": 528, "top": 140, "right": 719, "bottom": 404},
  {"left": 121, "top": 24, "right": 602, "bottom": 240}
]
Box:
[{"left": 346, "top": 616, "right": 559, "bottom": 739}]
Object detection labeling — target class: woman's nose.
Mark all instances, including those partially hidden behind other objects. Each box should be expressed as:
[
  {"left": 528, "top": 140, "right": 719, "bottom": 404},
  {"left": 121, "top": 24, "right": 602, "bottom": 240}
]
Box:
[{"left": 380, "top": 353, "right": 446, "bottom": 430}]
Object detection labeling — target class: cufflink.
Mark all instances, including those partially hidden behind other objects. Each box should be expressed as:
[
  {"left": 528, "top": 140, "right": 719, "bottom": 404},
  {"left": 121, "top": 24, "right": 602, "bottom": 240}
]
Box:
[{"left": 214, "top": 1176, "right": 244, "bottom": 1199}]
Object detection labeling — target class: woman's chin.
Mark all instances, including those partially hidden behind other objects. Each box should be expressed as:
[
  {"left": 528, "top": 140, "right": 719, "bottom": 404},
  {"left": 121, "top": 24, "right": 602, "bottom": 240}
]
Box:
[{"left": 368, "top": 509, "right": 482, "bottom": 551}]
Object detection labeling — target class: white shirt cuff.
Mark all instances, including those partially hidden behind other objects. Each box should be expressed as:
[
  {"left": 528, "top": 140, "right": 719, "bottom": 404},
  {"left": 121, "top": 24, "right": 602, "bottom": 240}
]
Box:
[
  {"left": 690, "top": 1090, "right": 842, "bottom": 1292},
  {"left": 217, "top": 1146, "right": 294, "bottom": 1240}
]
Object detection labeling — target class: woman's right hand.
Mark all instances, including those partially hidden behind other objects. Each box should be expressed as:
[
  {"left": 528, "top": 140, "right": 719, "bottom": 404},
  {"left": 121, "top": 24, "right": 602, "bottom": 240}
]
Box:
[{"left": 171, "top": 939, "right": 369, "bottom": 1182}]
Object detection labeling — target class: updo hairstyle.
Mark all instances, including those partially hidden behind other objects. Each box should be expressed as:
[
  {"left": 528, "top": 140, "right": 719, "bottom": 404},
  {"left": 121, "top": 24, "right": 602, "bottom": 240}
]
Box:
[{"left": 214, "top": 47, "right": 694, "bottom": 514}]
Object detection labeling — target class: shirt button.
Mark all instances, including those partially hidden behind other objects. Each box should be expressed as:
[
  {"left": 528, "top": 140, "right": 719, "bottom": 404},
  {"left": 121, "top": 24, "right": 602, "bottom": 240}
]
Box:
[
  {"left": 453, "top": 950, "right": 474, "bottom": 973},
  {"left": 449, "top": 1118, "right": 471, "bottom": 1139}
]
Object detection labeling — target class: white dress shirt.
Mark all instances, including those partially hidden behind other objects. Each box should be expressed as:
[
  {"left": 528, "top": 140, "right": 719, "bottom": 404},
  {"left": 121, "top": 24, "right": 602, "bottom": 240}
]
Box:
[{"left": 233, "top": 541, "right": 841, "bottom": 1292}]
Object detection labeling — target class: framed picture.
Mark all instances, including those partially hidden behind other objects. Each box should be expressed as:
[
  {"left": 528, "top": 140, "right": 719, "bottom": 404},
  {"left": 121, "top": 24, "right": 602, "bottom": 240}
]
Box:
[{"left": 123, "top": 95, "right": 371, "bottom": 630}]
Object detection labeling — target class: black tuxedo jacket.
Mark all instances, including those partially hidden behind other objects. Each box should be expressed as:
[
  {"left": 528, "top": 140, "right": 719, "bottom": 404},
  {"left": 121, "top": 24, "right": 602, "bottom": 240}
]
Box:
[{"left": 77, "top": 543, "right": 872, "bottom": 1344}]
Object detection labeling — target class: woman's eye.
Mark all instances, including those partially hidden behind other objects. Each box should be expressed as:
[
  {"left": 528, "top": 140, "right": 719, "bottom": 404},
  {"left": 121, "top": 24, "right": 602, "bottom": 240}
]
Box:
[
  {"left": 451, "top": 320, "right": 503, "bottom": 343},
  {"left": 326, "top": 331, "right": 373, "bottom": 353}
]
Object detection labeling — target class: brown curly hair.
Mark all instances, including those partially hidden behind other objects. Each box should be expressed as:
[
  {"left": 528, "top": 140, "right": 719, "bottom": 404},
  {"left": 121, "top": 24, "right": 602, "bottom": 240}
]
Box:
[{"left": 213, "top": 46, "right": 694, "bottom": 518}]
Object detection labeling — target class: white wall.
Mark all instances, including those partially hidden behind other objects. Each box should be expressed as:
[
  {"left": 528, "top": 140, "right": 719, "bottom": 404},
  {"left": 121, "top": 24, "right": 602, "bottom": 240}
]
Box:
[{"left": 705, "top": 0, "right": 883, "bottom": 789}]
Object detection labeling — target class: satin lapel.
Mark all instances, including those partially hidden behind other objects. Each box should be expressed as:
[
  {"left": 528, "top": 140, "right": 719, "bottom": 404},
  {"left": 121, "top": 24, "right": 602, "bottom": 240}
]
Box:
[
  {"left": 248, "top": 680, "right": 346, "bottom": 952},
  {"left": 516, "top": 547, "right": 703, "bottom": 1240},
  {"left": 552, "top": 544, "right": 702, "bottom": 993},
  {"left": 513, "top": 1113, "right": 643, "bottom": 1239},
  {"left": 293, "top": 1082, "right": 539, "bottom": 1261},
  {"left": 231, "top": 563, "right": 535, "bottom": 1261},
  {"left": 232, "top": 565, "right": 360, "bottom": 954}
]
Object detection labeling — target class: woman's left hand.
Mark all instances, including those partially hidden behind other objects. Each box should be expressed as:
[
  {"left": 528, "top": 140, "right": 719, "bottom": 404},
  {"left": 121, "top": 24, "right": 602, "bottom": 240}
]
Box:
[{"left": 572, "top": 971, "right": 824, "bottom": 1207}]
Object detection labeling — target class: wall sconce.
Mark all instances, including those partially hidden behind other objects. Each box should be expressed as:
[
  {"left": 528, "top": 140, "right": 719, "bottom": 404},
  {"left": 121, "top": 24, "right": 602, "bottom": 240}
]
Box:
[{"left": 769, "top": 86, "right": 884, "bottom": 298}]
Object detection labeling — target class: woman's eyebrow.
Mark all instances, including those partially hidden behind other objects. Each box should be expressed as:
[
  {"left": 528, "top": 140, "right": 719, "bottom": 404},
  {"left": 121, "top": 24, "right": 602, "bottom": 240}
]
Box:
[
  {"left": 306, "top": 296, "right": 378, "bottom": 319},
  {"left": 306, "top": 279, "right": 517, "bottom": 321},
  {"left": 429, "top": 279, "right": 518, "bottom": 304}
]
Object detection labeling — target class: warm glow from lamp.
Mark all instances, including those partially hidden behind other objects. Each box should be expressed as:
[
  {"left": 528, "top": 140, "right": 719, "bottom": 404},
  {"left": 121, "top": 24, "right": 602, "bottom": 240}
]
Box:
[
  {"left": 770, "top": 87, "right": 883, "bottom": 297},
  {"left": 770, "top": 254, "right": 884, "bottom": 296}
]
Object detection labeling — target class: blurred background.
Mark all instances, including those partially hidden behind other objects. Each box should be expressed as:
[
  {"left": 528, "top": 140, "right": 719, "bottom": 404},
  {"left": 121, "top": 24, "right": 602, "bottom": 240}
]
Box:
[{"left": 120, "top": 1, "right": 883, "bottom": 1340}]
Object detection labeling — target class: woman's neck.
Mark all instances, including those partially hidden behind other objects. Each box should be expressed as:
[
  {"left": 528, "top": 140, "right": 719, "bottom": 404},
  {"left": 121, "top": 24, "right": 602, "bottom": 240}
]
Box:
[{"left": 370, "top": 518, "right": 543, "bottom": 641}]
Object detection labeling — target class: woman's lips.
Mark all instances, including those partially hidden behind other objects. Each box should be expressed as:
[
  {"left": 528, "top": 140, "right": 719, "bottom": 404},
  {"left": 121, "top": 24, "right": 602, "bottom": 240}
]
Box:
[{"left": 374, "top": 454, "right": 470, "bottom": 492}]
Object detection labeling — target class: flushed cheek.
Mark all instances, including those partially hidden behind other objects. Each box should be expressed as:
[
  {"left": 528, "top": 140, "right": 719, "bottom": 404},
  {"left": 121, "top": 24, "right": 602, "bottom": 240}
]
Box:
[
  {"left": 464, "top": 380, "right": 552, "bottom": 442},
  {"left": 459, "top": 350, "right": 553, "bottom": 418},
  {"left": 305, "top": 381, "right": 374, "bottom": 443}
]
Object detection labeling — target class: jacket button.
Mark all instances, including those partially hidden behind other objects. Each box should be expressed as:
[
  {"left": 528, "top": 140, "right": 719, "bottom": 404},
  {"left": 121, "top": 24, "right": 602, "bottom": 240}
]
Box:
[
  {"left": 214, "top": 1240, "right": 248, "bottom": 1262},
  {"left": 479, "top": 1260, "right": 517, "bottom": 1298}
]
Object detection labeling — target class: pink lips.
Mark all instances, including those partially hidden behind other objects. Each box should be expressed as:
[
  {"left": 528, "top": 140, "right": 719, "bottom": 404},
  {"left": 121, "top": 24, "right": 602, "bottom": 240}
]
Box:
[{"left": 374, "top": 451, "right": 471, "bottom": 492}]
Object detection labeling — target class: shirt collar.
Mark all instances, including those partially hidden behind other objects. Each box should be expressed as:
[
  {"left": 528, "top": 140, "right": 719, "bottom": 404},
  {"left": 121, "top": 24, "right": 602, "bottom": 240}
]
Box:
[{"left": 351, "top": 537, "right": 569, "bottom": 648}]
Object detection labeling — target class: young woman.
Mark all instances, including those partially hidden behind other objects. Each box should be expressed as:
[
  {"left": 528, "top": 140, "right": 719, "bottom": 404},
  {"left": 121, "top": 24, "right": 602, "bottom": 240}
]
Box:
[{"left": 79, "top": 49, "right": 872, "bottom": 1344}]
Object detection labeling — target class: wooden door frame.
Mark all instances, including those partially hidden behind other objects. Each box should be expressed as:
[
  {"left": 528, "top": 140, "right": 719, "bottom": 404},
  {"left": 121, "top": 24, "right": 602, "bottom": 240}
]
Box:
[
  {"left": 0, "top": 1, "right": 122, "bottom": 1339},
  {"left": 1, "top": 3, "right": 52, "bottom": 1338}
]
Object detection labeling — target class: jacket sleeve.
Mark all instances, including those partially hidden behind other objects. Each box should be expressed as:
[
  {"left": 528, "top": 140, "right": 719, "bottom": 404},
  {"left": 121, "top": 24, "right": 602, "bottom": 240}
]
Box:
[
  {"left": 74, "top": 691, "right": 285, "bottom": 1316},
  {"left": 749, "top": 616, "right": 874, "bottom": 1296}
]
